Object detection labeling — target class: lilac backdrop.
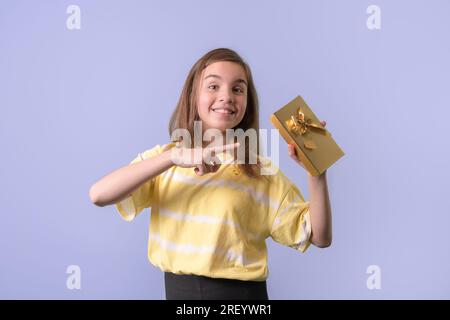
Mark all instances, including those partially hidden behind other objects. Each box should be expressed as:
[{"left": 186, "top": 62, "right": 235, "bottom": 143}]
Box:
[{"left": 1, "top": 0, "right": 449, "bottom": 299}]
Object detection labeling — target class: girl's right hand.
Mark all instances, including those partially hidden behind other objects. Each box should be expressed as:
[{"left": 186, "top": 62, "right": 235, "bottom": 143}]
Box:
[{"left": 170, "top": 142, "right": 240, "bottom": 176}]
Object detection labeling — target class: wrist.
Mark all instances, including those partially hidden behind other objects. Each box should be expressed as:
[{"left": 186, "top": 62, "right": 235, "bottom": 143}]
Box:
[
  {"left": 308, "top": 170, "right": 327, "bottom": 180},
  {"left": 162, "top": 149, "right": 176, "bottom": 167}
]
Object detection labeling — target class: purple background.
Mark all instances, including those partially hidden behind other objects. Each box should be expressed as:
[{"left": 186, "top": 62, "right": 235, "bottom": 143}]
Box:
[{"left": 1, "top": 0, "right": 449, "bottom": 299}]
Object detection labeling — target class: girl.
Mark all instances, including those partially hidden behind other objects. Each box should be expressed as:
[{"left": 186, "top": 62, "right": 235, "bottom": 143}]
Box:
[{"left": 89, "top": 48, "right": 332, "bottom": 300}]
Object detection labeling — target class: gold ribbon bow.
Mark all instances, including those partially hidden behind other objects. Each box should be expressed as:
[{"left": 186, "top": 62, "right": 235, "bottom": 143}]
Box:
[{"left": 285, "top": 108, "right": 326, "bottom": 150}]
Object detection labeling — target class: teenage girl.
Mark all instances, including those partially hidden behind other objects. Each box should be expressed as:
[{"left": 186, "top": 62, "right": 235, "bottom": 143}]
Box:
[{"left": 89, "top": 48, "right": 332, "bottom": 300}]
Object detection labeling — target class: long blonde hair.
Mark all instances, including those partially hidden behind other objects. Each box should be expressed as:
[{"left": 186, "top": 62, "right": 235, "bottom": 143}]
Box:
[{"left": 168, "top": 48, "right": 263, "bottom": 178}]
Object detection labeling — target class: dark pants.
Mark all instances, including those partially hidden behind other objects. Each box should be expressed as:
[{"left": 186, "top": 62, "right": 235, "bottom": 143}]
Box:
[{"left": 164, "top": 272, "right": 269, "bottom": 300}]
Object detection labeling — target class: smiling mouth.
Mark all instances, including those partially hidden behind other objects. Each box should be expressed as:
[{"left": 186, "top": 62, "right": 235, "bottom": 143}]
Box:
[{"left": 211, "top": 108, "right": 236, "bottom": 115}]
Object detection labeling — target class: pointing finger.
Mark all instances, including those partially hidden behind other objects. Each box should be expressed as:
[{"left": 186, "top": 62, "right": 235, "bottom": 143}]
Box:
[{"left": 211, "top": 142, "right": 240, "bottom": 154}]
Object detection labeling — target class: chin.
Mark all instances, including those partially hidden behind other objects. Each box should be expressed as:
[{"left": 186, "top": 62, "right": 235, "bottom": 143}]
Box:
[
  {"left": 205, "top": 120, "right": 232, "bottom": 131},
  {"left": 212, "top": 124, "right": 232, "bottom": 132}
]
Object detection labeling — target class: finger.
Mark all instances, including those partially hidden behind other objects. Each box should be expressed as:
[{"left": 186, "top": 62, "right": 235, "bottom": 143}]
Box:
[
  {"left": 210, "top": 159, "right": 220, "bottom": 170},
  {"left": 210, "top": 142, "right": 240, "bottom": 154},
  {"left": 288, "top": 144, "right": 302, "bottom": 163},
  {"left": 289, "top": 152, "right": 299, "bottom": 162},
  {"left": 287, "top": 144, "right": 296, "bottom": 157},
  {"left": 205, "top": 159, "right": 217, "bottom": 173},
  {"left": 209, "top": 163, "right": 220, "bottom": 173},
  {"left": 194, "top": 165, "right": 204, "bottom": 176},
  {"left": 320, "top": 120, "right": 327, "bottom": 126},
  {"left": 209, "top": 158, "right": 220, "bottom": 166}
]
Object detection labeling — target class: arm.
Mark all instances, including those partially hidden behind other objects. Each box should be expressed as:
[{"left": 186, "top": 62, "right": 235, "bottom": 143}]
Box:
[
  {"left": 287, "top": 120, "right": 332, "bottom": 248},
  {"left": 89, "top": 142, "right": 240, "bottom": 207},
  {"left": 89, "top": 150, "right": 174, "bottom": 207},
  {"left": 307, "top": 171, "right": 332, "bottom": 248}
]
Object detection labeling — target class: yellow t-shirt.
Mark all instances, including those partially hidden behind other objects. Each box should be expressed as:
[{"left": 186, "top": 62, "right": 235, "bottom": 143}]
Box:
[{"left": 115, "top": 142, "right": 312, "bottom": 281}]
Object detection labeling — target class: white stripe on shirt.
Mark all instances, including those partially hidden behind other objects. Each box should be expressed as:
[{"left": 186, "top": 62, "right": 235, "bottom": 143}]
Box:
[
  {"left": 160, "top": 169, "right": 280, "bottom": 212},
  {"left": 149, "top": 232, "right": 258, "bottom": 267},
  {"left": 159, "top": 207, "right": 262, "bottom": 242}
]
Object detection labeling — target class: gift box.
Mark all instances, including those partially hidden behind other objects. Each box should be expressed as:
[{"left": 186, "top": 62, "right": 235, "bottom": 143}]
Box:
[{"left": 270, "top": 96, "right": 344, "bottom": 176}]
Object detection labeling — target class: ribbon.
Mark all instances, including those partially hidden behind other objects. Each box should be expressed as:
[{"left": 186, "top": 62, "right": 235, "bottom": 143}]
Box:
[{"left": 285, "top": 108, "right": 326, "bottom": 150}]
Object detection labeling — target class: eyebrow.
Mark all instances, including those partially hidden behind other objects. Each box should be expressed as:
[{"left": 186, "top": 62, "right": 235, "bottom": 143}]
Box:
[{"left": 204, "top": 74, "right": 248, "bottom": 87}]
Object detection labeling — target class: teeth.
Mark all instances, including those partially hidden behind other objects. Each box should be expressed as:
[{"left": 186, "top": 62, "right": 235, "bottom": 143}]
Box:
[{"left": 213, "top": 108, "right": 234, "bottom": 114}]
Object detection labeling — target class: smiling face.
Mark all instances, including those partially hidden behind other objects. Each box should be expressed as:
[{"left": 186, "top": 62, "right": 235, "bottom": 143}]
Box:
[{"left": 196, "top": 61, "right": 248, "bottom": 134}]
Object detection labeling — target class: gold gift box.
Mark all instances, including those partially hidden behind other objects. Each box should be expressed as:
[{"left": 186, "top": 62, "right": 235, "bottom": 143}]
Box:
[{"left": 270, "top": 96, "right": 344, "bottom": 176}]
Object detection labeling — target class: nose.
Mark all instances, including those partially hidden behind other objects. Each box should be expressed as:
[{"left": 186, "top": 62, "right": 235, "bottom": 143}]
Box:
[{"left": 219, "top": 88, "right": 234, "bottom": 104}]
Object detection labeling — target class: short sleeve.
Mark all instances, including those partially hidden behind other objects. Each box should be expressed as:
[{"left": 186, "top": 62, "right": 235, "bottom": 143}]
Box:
[
  {"left": 114, "top": 144, "right": 163, "bottom": 222},
  {"left": 270, "top": 185, "right": 312, "bottom": 253}
]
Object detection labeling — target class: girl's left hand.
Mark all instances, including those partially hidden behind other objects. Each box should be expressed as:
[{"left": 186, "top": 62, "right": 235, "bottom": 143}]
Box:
[{"left": 288, "top": 120, "right": 327, "bottom": 170}]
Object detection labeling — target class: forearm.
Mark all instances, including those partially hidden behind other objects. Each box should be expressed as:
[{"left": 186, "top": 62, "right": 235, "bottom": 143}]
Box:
[
  {"left": 307, "top": 170, "right": 332, "bottom": 247},
  {"left": 89, "top": 150, "right": 174, "bottom": 207}
]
